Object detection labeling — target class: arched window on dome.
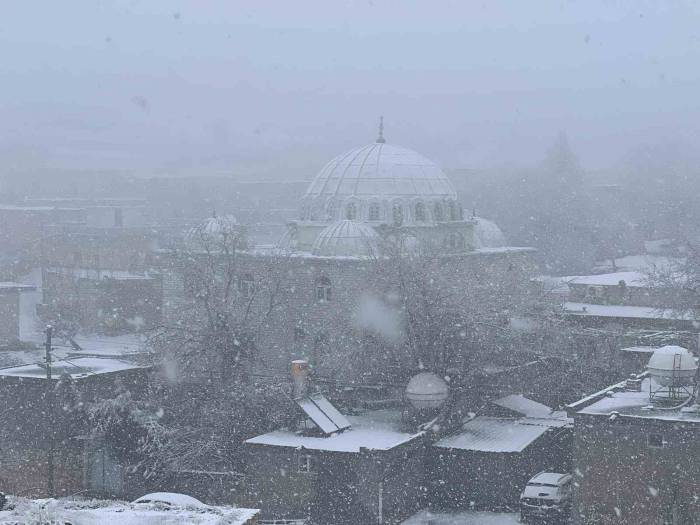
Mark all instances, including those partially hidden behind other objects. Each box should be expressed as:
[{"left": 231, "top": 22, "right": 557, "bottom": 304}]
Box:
[
  {"left": 392, "top": 203, "right": 404, "bottom": 226},
  {"left": 345, "top": 202, "right": 358, "bottom": 220},
  {"left": 238, "top": 273, "right": 256, "bottom": 298},
  {"left": 433, "top": 202, "right": 445, "bottom": 222},
  {"left": 315, "top": 276, "right": 332, "bottom": 302},
  {"left": 414, "top": 201, "right": 426, "bottom": 222},
  {"left": 448, "top": 201, "right": 460, "bottom": 221},
  {"left": 326, "top": 201, "right": 337, "bottom": 221},
  {"left": 368, "top": 202, "right": 381, "bottom": 221}
]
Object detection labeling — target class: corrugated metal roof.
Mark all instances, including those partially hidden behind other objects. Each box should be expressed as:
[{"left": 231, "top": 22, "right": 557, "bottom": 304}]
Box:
[{"left": 434, "top": 414, "right": 570, "bottom": 453}]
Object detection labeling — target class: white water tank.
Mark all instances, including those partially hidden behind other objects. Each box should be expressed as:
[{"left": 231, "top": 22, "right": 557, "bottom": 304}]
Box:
[
  {"left": 647, "top": 346, "right": 697, "bottom": 386},
  {"left": 405, "top": 372, "right": 449, "bottom": 410}
]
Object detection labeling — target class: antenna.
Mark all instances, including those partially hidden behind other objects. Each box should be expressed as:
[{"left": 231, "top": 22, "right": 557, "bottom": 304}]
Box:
[{"left": 376, "top": 116, "right": 386, "bottom": 144}]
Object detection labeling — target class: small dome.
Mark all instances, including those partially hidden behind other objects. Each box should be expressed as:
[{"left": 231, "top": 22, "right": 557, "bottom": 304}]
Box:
[
  {"left": 185, "top": 214, "right": 239, "bottom": 246},
  {"left": 311, "top": 220, "right": 379, "bottom": 257},
  {"left": 647, "top": 346, "right": 697, "bottom": 386},
  {"left": 405, "top": 372, "right": 449, "bottom": 410},
  {"left": 473, "top": 216, "right": 506, "bottom": 248}
]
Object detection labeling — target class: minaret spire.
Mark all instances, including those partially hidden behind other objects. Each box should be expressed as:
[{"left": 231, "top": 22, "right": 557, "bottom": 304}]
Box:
[{"left": 376, "top": 116, "right": 386, "bottom": 144}]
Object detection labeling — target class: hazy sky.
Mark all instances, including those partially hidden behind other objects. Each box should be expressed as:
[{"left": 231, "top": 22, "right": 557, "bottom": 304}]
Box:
[{"left": 2, "top": 0, "right": 700, "bottom": 176}]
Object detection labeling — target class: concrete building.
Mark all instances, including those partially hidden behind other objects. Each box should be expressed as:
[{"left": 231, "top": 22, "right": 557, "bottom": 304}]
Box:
[
  {"left": 430, "top": 394, "right": 572, "bottom": 510},
  {"left": 0, "top": 282, "right": 35, "bottom": 345},
  {"left": 567, "top": 346, "right": 700, "bottom": 524}
]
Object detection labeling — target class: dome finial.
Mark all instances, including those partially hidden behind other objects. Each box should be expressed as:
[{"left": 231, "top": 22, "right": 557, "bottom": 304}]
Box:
[{"left": 376, "top": 116, "right": 386, "bottom": 144}]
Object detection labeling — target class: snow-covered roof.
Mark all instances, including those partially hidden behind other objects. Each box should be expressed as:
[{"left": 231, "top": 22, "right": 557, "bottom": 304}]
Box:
[
  {"left": 45, "top": 267, "right": 155, "bottom": 281},
  {"left": 572, "top": 376, "right": 700, "bottom": 423},
  {"left": 245, "top": 409, "right": 422, "bottom": 453},
  {"left": 563, "top": 271, "right": 648, "bottom": 288},
  {"left": 593, "top": 254, "right": 678, "bottom": 273},
  {"left": 433, "top": 413, "right": 570, "bottom": 453},
  {"left": 0, "top": 496, "right": 259, "bottom": 525},
  {"left": 0, "top": 282, "right": 35, "bottom": 292},
  {"left": 563, "top": 302, "right": 693, "bottom": 321},
  {"left": 492, "top": 394, "right": 553, "bottom": 418},
  {"left": 402, "top": 509, "right": 520, "bottom": 525},
  {"left": 0, "top": 357, "right": 147, "bottom": 380}
]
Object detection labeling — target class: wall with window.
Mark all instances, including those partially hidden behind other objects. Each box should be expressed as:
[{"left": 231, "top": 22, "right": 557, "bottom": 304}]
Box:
[{"left": 572, "top": 414, "right": 700, "bottom": 525}]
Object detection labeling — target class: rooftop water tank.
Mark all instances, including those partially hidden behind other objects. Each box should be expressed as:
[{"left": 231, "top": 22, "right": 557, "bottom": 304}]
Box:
[
  {"left": 405, "top": 372, "right": 449, "bottom": 410},
  {"left": 647, "top": 345, "right": 697, "bottom": 387}
]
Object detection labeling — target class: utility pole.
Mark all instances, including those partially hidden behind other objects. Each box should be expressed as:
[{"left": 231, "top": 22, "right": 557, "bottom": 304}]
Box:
[{"left": 44, "top": 325, "right": 54, "bottom": 497}]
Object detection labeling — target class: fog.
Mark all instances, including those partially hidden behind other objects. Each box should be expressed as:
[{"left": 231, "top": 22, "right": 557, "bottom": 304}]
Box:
[{"left": 3, "top": 0, "right": 700, "bottom": 176}]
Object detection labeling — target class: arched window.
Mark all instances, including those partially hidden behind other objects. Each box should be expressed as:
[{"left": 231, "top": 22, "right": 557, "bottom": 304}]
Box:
[
  {"left": 315, "top": 276, "right": 332, "bottom": 302},
  {"left": 448, "top": 201, "right": 460, "bottom": 221},
  {"left": 444, "top": 232, "right": 465, "bottom": 251},
  {"left": 345, "top": 202, "right": 357, "bottom": 220},
  {"left": 392, "top": 203, "right": 404, "bottom": 226},
  {"left": 414, "top": 201, "right": 426, "bottom": 222},
  {"left": 326, "top": 201, "right": 337, "bottom": 220},
  {"left": 238, "top": 273, "right": 255, "bottom": 298},
  {"left": 368, "top": 202, "right": 381, "bottom": 221},
  {"left": 433, "top": 202, "right": 444, "bottom": 222}
]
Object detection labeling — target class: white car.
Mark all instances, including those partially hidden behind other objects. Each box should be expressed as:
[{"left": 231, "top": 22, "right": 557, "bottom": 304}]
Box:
[
  {"left": 132, "top": 492, "right": 207, "bottom": 507},
  {"left": 519, "top": 472, "right": 572, "bottom": 524}
]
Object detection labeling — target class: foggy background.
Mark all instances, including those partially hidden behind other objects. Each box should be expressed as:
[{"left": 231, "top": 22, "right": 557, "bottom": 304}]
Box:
[{"left": 2, "top": 0, "right": 700, "bottom": 177}]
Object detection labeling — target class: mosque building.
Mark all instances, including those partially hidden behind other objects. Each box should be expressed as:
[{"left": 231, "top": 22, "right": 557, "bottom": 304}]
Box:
[{"left": 165, "top": 121, "right": 534, "bottom": 379}]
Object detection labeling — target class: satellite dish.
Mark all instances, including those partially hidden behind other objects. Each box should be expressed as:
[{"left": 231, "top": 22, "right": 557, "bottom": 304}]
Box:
[{"left": 405, "top": 372, "right": 449, "bottom": 410}]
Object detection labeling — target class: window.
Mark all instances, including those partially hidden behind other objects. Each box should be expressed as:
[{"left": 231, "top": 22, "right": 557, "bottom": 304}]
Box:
[
  {"left": 433, "top": 202, "right": 444, "bottom": 222},
  {"left": 345, "top": 202, "right": 357, "bottom": 220},
  {"left": 448, "top": 200, "right": 460, "bottom": 221},
  {"left": 298, "top": 454, "right": 315, "bottom": 473},
  {"left": 445, "top": 232, "right": 465, "bottom": 251},
  {"left": 647, "top": 433, "right": 665, "bottom": 448},
  {"left": 326, "top": 201, "right": 337, "bottom": 220},
  {"left": 315, "top": 276, "right": 332, "bottom": 302},
  {"left": 238, "top": 273, "right": 255, "bottom": 298},
  {"left": 392, "top": 203, "right": 404, "bottom": 226},
  {"left": 414, "top": 201, "right": 426, "bottom": 222},
  {"left": 368, "top": 202, "right": 381, "bottom": 221}
]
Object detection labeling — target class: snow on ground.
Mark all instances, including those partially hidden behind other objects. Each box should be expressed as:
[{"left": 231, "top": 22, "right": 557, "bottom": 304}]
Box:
[
  {"left": 402, "top": 509, "right": 520, "bottom": 524},
  {"left": 0, "top": 496, "right": 259, "bottom": 525}
]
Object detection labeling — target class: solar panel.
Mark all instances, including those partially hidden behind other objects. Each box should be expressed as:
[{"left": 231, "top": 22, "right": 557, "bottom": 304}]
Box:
[
  {"left": 295, "top": 393, "right": 352, "bottom": 435},
  {"left": 310, "top": 393, "right": 351, "bottom": 431},
  {"left": 296, "top": 397, "right": 338, "bottom": 434}
]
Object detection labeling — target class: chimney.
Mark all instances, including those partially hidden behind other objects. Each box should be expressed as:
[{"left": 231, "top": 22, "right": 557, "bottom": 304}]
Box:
[{"left": 291, "top": 359, "right": 310, "bottom": 399}]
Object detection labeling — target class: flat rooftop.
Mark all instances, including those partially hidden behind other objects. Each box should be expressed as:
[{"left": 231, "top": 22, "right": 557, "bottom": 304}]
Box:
[
  {"left": 563, "top": 302, "right": 693, "bottom": 321},
  {"left": 0, "top": 357, "right": 147, "bottom": 380},
  {"left": 570, "top": 375, "right": 700, "bottom": 423},
  {"left": 245, "top": 409, "right": 422, "bottom": 453}
]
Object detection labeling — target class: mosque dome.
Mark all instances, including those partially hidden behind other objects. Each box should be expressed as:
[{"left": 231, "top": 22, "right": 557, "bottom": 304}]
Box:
[
  {"left": 473, "top": 216, "right": 507, "bottom": 248},
  {"left": 185, "top": 214, "right": 240, "bottom": 246},
  {"left": 311, "top": 220, "right": 379, "bottom": 257},
  {"left": 300, "top": 122, "right": 461, "bottom": 226}
]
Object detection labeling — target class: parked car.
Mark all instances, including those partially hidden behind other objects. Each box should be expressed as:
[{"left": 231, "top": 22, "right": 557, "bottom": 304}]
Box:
[
  {"left": 132, "top": 492, "right": 206, "bottom": 507},
  {"left": 519, "top": 472, "right": 572, "bottom": 524}
]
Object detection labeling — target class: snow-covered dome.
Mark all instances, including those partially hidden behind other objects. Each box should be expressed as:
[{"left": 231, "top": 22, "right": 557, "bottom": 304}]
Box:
[
  {"left": 301, "top": 134, "right": 461, "bottom": 225},
  {"left": 311, "top": 220, "right": 379, "bottom": 257},
  {"left": 473, "top": 216, "right": 506, "bottom": 248},
  {"left": 185, "top": 214, "right": 239, "bottom": 246},
  {"left": 405, "top": 372, "right": 449, "bottom": 410},
  {"left": 647, "top": 345, "right": 697, "bottom": 386}
]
